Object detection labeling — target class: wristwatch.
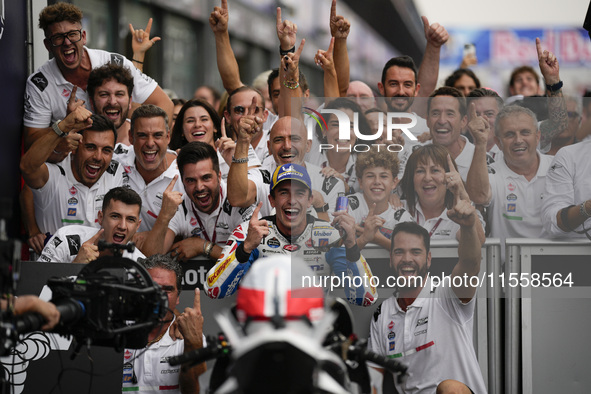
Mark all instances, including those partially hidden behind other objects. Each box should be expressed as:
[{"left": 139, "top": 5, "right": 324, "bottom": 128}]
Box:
[
  {"left": 314, "top": 203, "right": 330, "bottom": 213},
  {"left": 51, "top": 120, "right": 66, "bottom": 138}
]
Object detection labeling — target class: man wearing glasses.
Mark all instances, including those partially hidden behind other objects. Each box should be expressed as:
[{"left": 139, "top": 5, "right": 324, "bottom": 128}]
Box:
[{"left": 23, "top": 2, "right": 173, "bottom": 164}]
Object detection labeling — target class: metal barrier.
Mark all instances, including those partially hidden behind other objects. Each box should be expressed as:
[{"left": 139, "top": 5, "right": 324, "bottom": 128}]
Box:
[{"left": 506, "top": 238, "right": 591, "bottom": 394}]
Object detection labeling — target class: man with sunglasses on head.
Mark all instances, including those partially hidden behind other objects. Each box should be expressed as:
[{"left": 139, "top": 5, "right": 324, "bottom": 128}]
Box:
[{"left": 23, "top": 2, "right": 173, "bottom": 164}]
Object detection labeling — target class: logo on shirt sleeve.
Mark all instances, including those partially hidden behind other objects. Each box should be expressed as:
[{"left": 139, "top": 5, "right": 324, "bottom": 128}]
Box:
[
  {"left": 66, "top": 235, "right": 81, "bottom": 256},
  {"left": 31, "top": 72, "right": 48, "bottom": 92},
  {"left": 348, "top": 195, "right": 360, "bottom": 211},
  {"left": 322, "top": 176, "right": 338, "bottom": 195},
  {"left": 110, "top": 53, "right": 125, "bottom": 67}
]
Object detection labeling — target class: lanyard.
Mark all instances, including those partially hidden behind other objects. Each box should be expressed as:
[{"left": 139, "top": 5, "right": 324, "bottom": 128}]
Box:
[
  {"left": 416, "top": 211, "right": 443, "bottom": 237},
  {"left": 191, "top": 186, "right": 223, "bottom": 244}
]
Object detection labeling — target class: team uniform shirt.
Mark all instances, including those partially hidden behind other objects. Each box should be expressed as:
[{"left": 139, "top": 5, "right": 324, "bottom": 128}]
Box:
[
  {"left": 542, "top": 140, "right": 591, "bottom": 238},
  {"left": 403, "top": 201, "right": 485, "bottom": 241},
  {"left": 168, "top": 180, "right": 257, "bottom": 248},
  {"left": 252, "top": 130, "right": 270, "bottom": 163},
  {"left": 113, "top": 144, "right": 183, "bottom": 232},
  {"left": 397, "top": 136, "right": 475, "bottom": 182},
  {"left": 486, "top": 144, "right": 502, "bottom": 165},
  {"left": 348, "top": 193, "right": 413, "bottom": 239},
  {"left": 31, "top": 154, "right": 127, "bottom": 236},
  {"left": 122, "top": 320, "right": 183, "bottom": 393},
  {"left": 318, "top": 153, "right": 358, "bottom": 194},
  {"left": 487, "top": 152, "right": 552, "bottom": 241},
  {"left": 24, "top": 47, "right": 157, "bottom": 128},
  {"left": 368, "top": 280, "right": 487, "bottom": 394},
  {"left": 38, "top": 225, "right": 145, "bottom": 263},
  {"left": 262, "top": 159, "right": 346, "bottom": 213},
  {"left": 218, "top": 145, "right": 261, "bottom": 180},
  {"left": 204, "top": 215, "right": 378, "bottom": 306}
]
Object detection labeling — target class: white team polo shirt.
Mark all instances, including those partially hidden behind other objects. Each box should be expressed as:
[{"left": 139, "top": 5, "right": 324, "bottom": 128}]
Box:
[
  {"left": 113, "top": 144, "right": 183, "bottom": 232},
  {"left": 397, "top": 136, "right": 475, "bottom": 182},
  {"left": 348, "top": 192, "right": 413, "bottom": 239},
  {"left": 122, "top": 323, "right": 184, "bottom": 393},
  {"left": 24, "top": 47, "right": 157, "bottom": 128},
  {"left": 403, "top": 201, "right": 485, "bottom": 241},
  {"left": 38, "top": 225, "right": 145, "bottom": 263},
  {"left": 168, "top": 180, "right": 257, "bottom": 247},
  {"left": 368, "top": 280, "right": 486, "bottom": 393},
  {"left": 487, "top": 152, "right": 553, "bottom": 239},
  {"left": 31, "top": 154, "right": 127, "bottom": 235}
]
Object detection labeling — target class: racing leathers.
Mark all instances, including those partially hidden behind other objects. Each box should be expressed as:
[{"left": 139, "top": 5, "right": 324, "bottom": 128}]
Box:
[{"left": 204, "top": 215, "right": 378, "bottom": 306}]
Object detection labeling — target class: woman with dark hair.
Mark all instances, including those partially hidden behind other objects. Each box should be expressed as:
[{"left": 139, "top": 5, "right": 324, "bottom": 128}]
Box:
[
  {"left": 169, "top": 99, "right": 222, "bottom": 151},
  {"left": 316, "top": 97, "right": 372, "bottom": 194},
  {"left": 400, "top": 144, "right": 485, "bottom": 242},
  {"left": 444, "top": 68, "right": 481, "bottom": 97}
]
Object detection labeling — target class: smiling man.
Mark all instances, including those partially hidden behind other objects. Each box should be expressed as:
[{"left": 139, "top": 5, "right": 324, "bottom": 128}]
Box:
[
  {"left": 141, "top": 141, "right": 259, "bottom": 261},
  {"left": 467, "top": 105, "right": 552, "bottom": 245},
  {"left": 23, "top": 3, "right": 172, "bottom": 164},
  {"left": 113, "top": 104, "right": 184, "bottom": 233},
  {"left": 88, "top": 63, "right": 134, "bottom": 146},
  {"left": 37, "top": 187, "right": 145, "bottom": 263},
  {"left": 20, "top": 113, "right": 127, "bottom": 236},
  {"left": 368, "top": 207, "right": 486, "bottom": 393},
  {"left": 204, "top": 163, "right": 378, "bottom": 306}
]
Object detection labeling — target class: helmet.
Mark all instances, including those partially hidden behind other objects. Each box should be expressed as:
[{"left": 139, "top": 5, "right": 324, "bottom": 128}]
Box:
[{"left": 235, "top": 256, "right": 324, "bottom": 325}]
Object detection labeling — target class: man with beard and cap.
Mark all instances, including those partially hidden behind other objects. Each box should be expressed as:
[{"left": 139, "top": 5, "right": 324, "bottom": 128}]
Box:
[
  {"left": 20, "top": 112, "right": 126, "bottom": 237},
  {"left": 141, "top": 141, "right": 260, "bottom": 261},
  {"left": 88, "top": 63, "right": 134, "bottom": 146},
  {"left": 368, "top": 184, "right": 486, "bottom": 394},
  {"left": 37, "top": 187, "right": 145, "bottom": 263},
  {"left": 23, "top": 2, "right": 172, "bottom": 164}
]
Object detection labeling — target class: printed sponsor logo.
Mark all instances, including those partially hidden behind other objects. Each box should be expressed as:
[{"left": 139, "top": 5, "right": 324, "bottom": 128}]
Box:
[
  {"left": 389, "top": 341, "right": 396, "bottom": 351},
  {"left": 207, "top": 287, "right": 220, "bottom": 299},
  {"left": 305, "top": 238, "right": 313, "bottom": 247},
  {"left": 303, "top": 250, "right": 321, "bottom": 255},
  {"left": 416, "top": 317, "right": 428, "bottom": 327},
  {"left": 207, "top": 250, "right": 236, "bottom": 286},
  {"left": 124, "top": 166, "right": 132, "bottom": 174},
  {"left": 67, "top": 208, "right": 76, "bottom": 216},
  {"left": 69, "top": 186, "right": 77, "bottom": 195},
  {"left": 318, "top": 238, "right": 329, "bottom": 247},
  {"left": 507, "top": 183, "right": 516, "bottom": 192},
  {"left": 61, "top": 88, "right": 70, "bottom": 98},
  {"left": 414, "top": 329, "right": 427, "bottom": 336},
  {"left": 124, "top": 350, "right": 132, "bottom": 360},
  {"left": 507, "top": 203, "right": 516, "bottom": 212},
  {"left": 190, "top": 217, "right": 197, "bottom": 226},
  {"left": 388, "top": 331, "right": 396, "bottom": 340},
  {"left": 66, "top": 235, "right": 81, "bottom": 256},
  {"left": 313, "top": 230, "right": 332, "bottom": 237},
  {"left": 68, "top": 197, "right": 78, "bottom": 205},
  {"left": 283, "top": 244, "right": 300, "bottom": 252},
  {"left": 267, "top": 237, "right": 280, "bottom": 248},
  {"left": 507, "top": 193, "right": 517, "bottom": 201},
  {"left": 388, "top": 321, "right": 394, "bottom": 330},
  {"left": 52, "top": 236, "right": 63, "bottom": 248}
]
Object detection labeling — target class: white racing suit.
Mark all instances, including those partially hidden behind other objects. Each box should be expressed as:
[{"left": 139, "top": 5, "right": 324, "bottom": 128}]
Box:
[{"left": 204, "top": 215, "right": 378, "bottom": 306}]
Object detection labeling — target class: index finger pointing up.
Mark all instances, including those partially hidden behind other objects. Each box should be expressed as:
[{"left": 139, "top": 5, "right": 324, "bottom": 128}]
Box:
[
  {"left": 330, "top": 0, "right": 337, "bottom": 19},
  {"left": 468, "top": 102, "right": 477, "bottom": 122},
  {"left": 221, "top": 0, "right": 228, "bottom": 11},
  {"left": 276, "top": 7, "right": 282, "bottom": 26},
  {"left": 166, "top": 174, "right": 179, "bottom": 191},
  {"left": 193, "top": 288, "right": 201, "bottom": 311},
  {"left": 446, "top": 154, "right": 455, "bottom": 172},
  {"left": 247, "top": 96, "right": 258, "bottom": 116},
  {"left": 535, "top": 37, "right": 543, "bottom": 60},
  {"left": 145, "top": 18, "right": 153, "bottom": 34},
  {"left": 90, "top": 228, "right": 104, "bottom": 245},
  {"left": 220, "top": 117, "right": 227, "bottom": 139}
]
